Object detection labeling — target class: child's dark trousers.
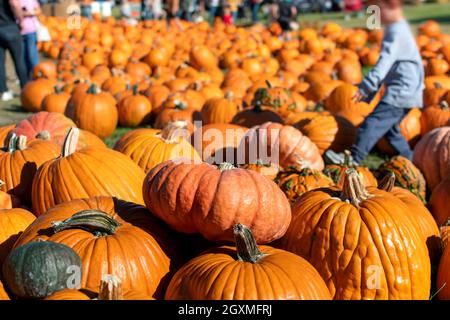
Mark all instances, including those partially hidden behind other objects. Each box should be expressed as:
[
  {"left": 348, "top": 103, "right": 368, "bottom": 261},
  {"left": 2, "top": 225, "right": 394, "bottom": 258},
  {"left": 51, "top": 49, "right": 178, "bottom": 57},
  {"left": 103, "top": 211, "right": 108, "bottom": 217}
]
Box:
[{"left": 351, "top": 102, "right": 413, "bottom": 163}]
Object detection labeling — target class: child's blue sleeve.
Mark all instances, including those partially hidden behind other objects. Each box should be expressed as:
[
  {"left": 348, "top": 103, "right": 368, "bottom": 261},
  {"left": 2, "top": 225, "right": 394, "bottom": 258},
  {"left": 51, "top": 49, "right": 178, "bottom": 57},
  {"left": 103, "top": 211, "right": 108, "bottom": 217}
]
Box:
[{"left": 358, "top": 32, "right": 399, "bottom": 97}]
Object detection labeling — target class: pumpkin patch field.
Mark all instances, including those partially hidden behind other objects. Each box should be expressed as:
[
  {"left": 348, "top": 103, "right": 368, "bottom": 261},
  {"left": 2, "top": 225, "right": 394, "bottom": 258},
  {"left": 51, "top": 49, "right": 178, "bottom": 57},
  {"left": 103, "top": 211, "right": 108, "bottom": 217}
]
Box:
[{"left": 0, "top": 13, "right": 450, "bottom": 301}]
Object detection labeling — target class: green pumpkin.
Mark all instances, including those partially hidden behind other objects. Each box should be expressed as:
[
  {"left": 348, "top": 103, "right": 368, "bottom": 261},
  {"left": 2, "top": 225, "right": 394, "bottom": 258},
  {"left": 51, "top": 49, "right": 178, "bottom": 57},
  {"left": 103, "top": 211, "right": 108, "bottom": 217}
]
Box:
[{"left": 2, "top": 241, "right": 82, "bottom": 299}]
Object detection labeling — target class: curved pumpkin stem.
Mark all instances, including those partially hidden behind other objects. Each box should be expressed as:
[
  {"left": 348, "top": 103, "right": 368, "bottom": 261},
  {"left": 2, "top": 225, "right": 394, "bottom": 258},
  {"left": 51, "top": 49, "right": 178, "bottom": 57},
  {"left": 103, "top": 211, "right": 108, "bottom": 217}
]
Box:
[
  {"left": 341, "top": 168, "right": 371, "bottom": 208},
  {"left": 61, "top": 128, "right": 80, "bottom": 157},
  {"left": 87, "top": 83, "right": 100, "bottom": 95},
  {"left": 36, "top": 130, "right": 51, "bottom": 141},
  {"left": 218, "top": 162, "right": 235, "bottom": 172},
  {"left": 51, "top": 210, "right": 121, "bottom": 237},
  {"left": 159, "top": 121, "right": 189, "bottom": 143},
  {"left": 7, "top": 134, "right": 27, "bottom": 152},
  {"left": 132, "top": 84, "right": 139, "bottom": 96},
  {"left": 378, "top": 172, "right": 395, "bottom": 192},
  {"left": 99, "top": 274, "right": 123, "bottom": 300},
  {"left": 343, "top": 150, "right": 352, "bottom": 166},
  {"left": 234, "top": 224, "right": 265, "bottom": 263}
]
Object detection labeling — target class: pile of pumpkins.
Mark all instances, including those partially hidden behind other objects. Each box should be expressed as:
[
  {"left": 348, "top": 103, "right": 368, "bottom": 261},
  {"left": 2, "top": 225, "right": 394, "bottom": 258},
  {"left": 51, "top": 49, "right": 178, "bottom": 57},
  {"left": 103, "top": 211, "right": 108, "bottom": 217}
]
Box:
[{"left": 0, "top": 16, "right": 448, "bottom": 300}]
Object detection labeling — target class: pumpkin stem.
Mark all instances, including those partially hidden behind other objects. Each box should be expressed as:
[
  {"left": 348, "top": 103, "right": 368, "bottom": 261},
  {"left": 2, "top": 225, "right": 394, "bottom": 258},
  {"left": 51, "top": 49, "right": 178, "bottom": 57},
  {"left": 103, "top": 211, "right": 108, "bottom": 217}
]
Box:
[
  {"left": 52, "top": 210, "right": 121, "bottom": 237},
  {"left": 87, "top": 83, "right": 99, "bottom": 94},
  {"left": 344, "top": 150, "right": 352, "bottom": 166},
  {"left": 7, "top": 134, "right": 27, "bottom": 152},
  {"left": 233, "top": 224, "right": 265, "bottom": 263},
  {"left": 99, "top": 274, "right": 123, "bottom": 300},
  {"left": 434, "top": 82, "right": 443, "bottom": 90},
  {"left": 340, "top": 168, "right": 371, "bottom": 208},
  {"left": 0, "top": 179, "right": 4, "bottom": 188},
  {"left": 174, "top": 100, "right": 188, "bottom": 110},
  {"left": 440, "top": 101, "right": 449, "bottom": 111},
  {"left": 265, "top": 80, "right": 272, "bottom": 89},
  {"left": 224, "top": 91, "right": 234, "bottom": 100},
  {"left": 54, "top": 85, "right": 62, "bottom": 94},
  {"left": 61, "top": 128, "right": 80, "bottom": 157},
  {"left": 36, "top": 130, "right": 51, "bottom": 141},
  {"left": 159, "top": 121, "right": 188, "bottom": 143},
  {"left": 378, "top": 172, "right": 395, "bottom": 192},
  {"left": 132, "top": 84, "right": 139, "bottom": 96},
  {"left": 218, "top": 162, "right": 235, "bottom": 171}
]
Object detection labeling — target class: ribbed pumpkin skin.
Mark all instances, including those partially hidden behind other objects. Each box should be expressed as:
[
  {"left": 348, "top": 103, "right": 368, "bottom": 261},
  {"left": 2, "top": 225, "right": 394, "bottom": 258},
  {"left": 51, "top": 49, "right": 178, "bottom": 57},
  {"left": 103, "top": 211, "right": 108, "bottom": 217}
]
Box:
[
  {"left": 3, "top": 241, "right": 82, "bottom": 299},
  {"left": 376, "top": 156, "right": 427, "bottom": 202},
  {"left": 20, "top": 78, "right": 56, "bottom": 113},
  {"left": 0, "top": 191, "right": 20, "bottom": 209},
  {"left": 275, "top": 168, "right": 334, "bottom": 203},
  {"left": 294, "top": 112, "right": 356, "bottom": 155},
  {"left": 244, "top": 122, "right": 324, "bottom": 170},
  {"left": 201, "top": 96, "right": 238, "bottom": 125},
  {"left": 0, "top": 208, "right": 36, "bottom": 264},
  {"left": 0, "top": 280, "right": 9, "bottom": 300},
  {"left": 429, "top": 176, "right": 450, "bottom": 226},
  {"left": 143, "top": 160, "right": 291, "bottom": 244},
  {"left": 413, "top": 127, "right": 450, "bottom": 191},
  {"left": 166, "top": 245, "right": 331, "bottom": 300},
  {"left": 31, "top": 146, "right": 146, "bottom": 216},
  {"left": 0, "top": 140, "right": 60, "bottom": 204},
  {"left": 114, "top": 128, "right": 201, "bottom": 173},
  {"left": 67, "top": 90, "right": 118, "bottom": 138},
  {"left": 420, "top": 104, "right": 450, "bottom": 135},
  {"left": 0, "top": 124, "right": 14, "bottom": 147},
  {"left": 14, "top": 197, "right": 175, "bottom": 298},
  {"left": 280, "top": 187, "right": 431, "bottom": 300}
]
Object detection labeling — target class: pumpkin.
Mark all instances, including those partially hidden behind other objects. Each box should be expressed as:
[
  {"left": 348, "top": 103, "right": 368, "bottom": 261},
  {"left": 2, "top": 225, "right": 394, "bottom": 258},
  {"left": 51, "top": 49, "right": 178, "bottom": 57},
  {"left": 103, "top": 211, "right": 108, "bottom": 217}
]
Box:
[
  {"left": 423, "top": 82, "right": 448, "bottom": 107},
  {"left": 0, "top": 124, "right": 14, "bottom": 147},
  {"left": 141, "top": 84, "right": 170, "bottom": 115},
  {"left": 324, "top": 150, "right": 378, "bottom": 188},
  {"left": 20, "top": 78, "right": 56, "bottom": 113},
  {"left": 429, "top": 175, "right": 450, "bottom": 226},
  {"left": 324, "top": 83, "right": 375, "bottom": 126},
  {"left": 275, "top": 164, "right": 334, "bottom": 203},
  {"left": 166, "top": 224, "right": 331, "bottom": 300},
  {"left": 280, "top": 169, "right": 431, "bottom": 300},
  {"left": 117, "top": 85, "right": 152, "bottom": 127},
  {"left": 155, "top": 103, "right": 199, "bottom": 132},
  {"left": 293, "top": 112, "right": 357, "bottom": 155},
  {"left": 0, "top": 208, "right": 35, "bottom": 264},
  {"left": 419, "top": 20, "right": 441, "bottom": 38},
  {"left": 143, "top": 160, "right": 291, "bottom": 244},
  {"left": 45, "top": 275, "right": 153, "bottom": 300},
  {"left": 201, "top": 93, "right": 238, "bottom": 125},
  {"left": 244, "top": 122, "right": 324, "bottom": 170},
  {"left": 2, "top": 241, "right": 82, "bottom": 299},
  {"left": 232, "top": 96, "right": 283, "bottom": 128},
  {"left": 377, "top": 108, "right": 422, "bottom": 155},
  {"left": 14, "top": 196, "right": 176, "bottom": 298},
  {"left": 31, "top": 128, "right": 146, "bottom": 216},
  {"left": 303, "top": 80, "right": 343, "bottom": 103},
  {"left": 437, "top": 229, "right": 450, "bottom": 300},
  {"left": 191, "top": 123, "right": 248, "bottom": 165},
  {"left": 239, "top": 161, "right": 280, "bottom": 180},
  {"left": 41, "top": 85, "right": 70, "bottom": 114},
  {"left": 0, "top": 280, "right": 9, "bottom": 300},
  {"left": 376, "top": 155, "right": 427, "bottom": 203},
  {"left": 0, "top": 134, "right": 59, "bottom": 204},
  {"left": 420, "top": 101, "right": 450, "bottom": 135},
  {"left": 413, "top": 127, "right": 450, "bottom": 191},
  {"left": 378, "top": 173, "right": 440, "bottom": 264},
  {"left": 65, "top": 84, "right": 118, "bottom": 138},
  {"left": 0, "top": 180, "right": 20, "bottom": 209},
  {"left": 426, "top": 58, "right": 450, "bottom": 76},
  {"left": 32, "top": 61, "right": 57, "bottom": 80},
  {"left": 335, "top": 58, "right": 363, "bottom": 84},
  {"left": 189, "top": 45, "right": 218, "bottom": 70},
  {"left": 114, "top": 123, "right": 201, "bottom": 173}
]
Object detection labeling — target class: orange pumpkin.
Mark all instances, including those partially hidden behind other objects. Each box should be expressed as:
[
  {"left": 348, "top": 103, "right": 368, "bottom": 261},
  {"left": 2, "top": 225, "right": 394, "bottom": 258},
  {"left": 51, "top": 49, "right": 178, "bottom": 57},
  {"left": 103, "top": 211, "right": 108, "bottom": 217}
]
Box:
[
  {"left": 420, "top": 101, "right": 450, "bottom": 135},
  {"left": 117, "top": 85, "right": 152, "bottom": 127},
  {"left": 20, "top": 78, "right": 56, "bottom": 112},
  {"left": 201, "top": 93, "right": 238, "bottom": 125}
]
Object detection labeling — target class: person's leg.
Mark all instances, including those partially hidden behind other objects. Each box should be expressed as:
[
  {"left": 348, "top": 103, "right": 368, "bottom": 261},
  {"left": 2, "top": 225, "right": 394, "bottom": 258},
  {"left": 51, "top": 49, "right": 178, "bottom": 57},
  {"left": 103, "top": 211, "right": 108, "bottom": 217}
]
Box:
[
  {"left": 27, "top": 33, "right": 39, "bottom": 74},
  {"left": 0, "top": 46, "right": 7, "bottom": 93},
  {"left": 232, "top": 10, "right": 238, "bottom": 23},
  {"left": 351, "top": 103, "right": 406, "bottom": 164},
  {"left": 384, "top": 109, "right": 413, "bottom": 160},
  {"left": 6, "top": 25, "right": 29, "bottom": 88},
  {"left": 251, "top": 3, "right": 260, "bottom": 23}
]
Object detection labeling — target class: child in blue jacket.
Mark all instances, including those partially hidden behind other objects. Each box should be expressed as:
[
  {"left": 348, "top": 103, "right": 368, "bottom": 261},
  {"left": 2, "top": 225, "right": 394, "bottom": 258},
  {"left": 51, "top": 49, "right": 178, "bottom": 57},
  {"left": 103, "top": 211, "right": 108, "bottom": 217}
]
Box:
[{"left": 326, "top": 0, "right": 424, "bottom": 165}]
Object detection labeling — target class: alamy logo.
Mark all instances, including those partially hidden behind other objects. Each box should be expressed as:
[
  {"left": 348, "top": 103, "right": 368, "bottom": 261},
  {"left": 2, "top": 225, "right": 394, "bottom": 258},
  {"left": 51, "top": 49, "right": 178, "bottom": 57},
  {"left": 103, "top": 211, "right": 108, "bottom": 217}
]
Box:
[
  {"left": 67, "top": 4, "right": 81, "bottom": 30},
  {"left": 366, "top": 5, "right": 381, "bottom": 30}
]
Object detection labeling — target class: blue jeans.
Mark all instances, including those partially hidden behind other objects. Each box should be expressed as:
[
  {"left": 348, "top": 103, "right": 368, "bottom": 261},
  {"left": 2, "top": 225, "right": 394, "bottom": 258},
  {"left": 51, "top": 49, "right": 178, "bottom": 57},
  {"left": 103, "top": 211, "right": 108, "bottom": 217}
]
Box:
[
  {"left": 232, "top": 11, "right": 238, "bottom": 22},
  {"left": 81, "top": 5, "right": 92, "bottom": 19},
  {"left": 351, "top": 102, "right": 413, "bottom": 163},
  {"left": 209, "top": 6, "right": 218, "bottom": 25},
  {"left": 22, "top": 32, "right": 39, "bottom": 77},
  {"left": 251, "top": 2, "right": 260, "bottom": 23}
]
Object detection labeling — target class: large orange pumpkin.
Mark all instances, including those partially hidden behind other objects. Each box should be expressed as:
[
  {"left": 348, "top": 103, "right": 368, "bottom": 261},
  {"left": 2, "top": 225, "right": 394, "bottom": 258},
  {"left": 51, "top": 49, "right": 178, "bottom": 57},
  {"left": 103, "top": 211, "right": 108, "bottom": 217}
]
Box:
[
  {"left": 420, "top": 102, "right": 450, "bottom": 135},
  {"left": 14, "top": 197, "right": 176, "bottom": 299},
  {"left": 0, "top": 208, "right": 35, "bottom": 264},
  {"left": 65, "top": 84, "right": 118, "bottom": 138},
  {"left": 31, "top": 128, "right": 146, "bottom": 216},
  {"left": 413, "top": 127, "right": 450, "bottom": 191},
  {"left": 280, "top": 169, "right": 431, "bottom": 300},
  {"left": 201, "top": 94, "right": 238, "bottom": 125},
  {"left": 143, "top": 160, "right": 291, "bottom": 244},
  {"left": 165, "top": 224, "right": 331, "bottom": 300}
]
